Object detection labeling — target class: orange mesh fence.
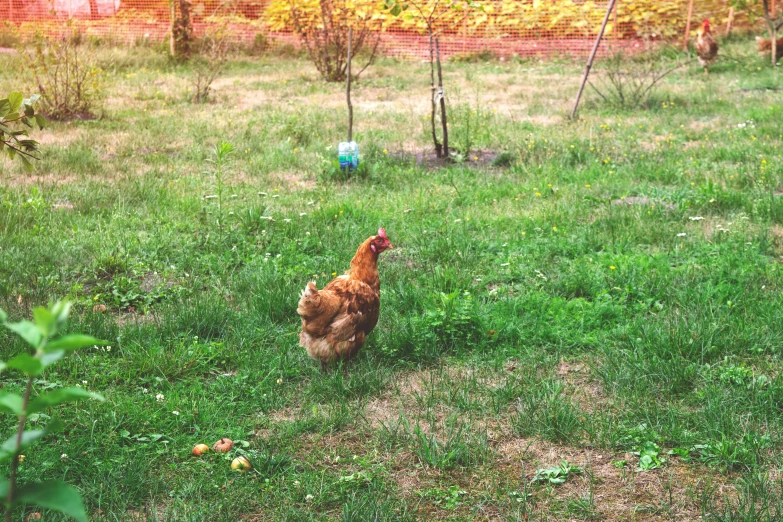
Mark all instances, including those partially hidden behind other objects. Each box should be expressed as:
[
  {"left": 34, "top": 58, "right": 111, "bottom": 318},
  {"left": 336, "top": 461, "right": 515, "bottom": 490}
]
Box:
[{"left": 0, "top": 1, "right": 755, "bottom": 58}]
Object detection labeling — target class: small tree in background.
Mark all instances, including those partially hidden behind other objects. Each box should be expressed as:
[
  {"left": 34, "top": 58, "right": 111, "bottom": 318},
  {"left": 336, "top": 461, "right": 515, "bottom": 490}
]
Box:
[
  {"left": 170, "top": 0, "right": 194, "bottom": 59},
  {"left": 266, "top": 0, "right": 382, "bottom": 82},
  {"left": 191, "top": 19, "right": 234, "bottom": 103},
  {"left": 21, "top": 30, "right": 105, "bottom": 120},
  {"left": 0, "top": 92, "right": 45, "bottom": 171},
  {"left": 385, "top": 0, "right": 480, "bottom": 159},
  {"left": 732, "top": 0, "right": 783, "bottom": 65}
]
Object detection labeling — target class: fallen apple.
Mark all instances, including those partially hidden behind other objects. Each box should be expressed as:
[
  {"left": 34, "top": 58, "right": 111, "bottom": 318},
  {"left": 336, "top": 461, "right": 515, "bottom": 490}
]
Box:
[
  {"left": 231, "top": 456, "right": 252, "bottom": 472},
  {"left": 213, "top": 438, "right": 234, "bottom": 453},
  {"left": 192, "top": 443, "right": 210, "bottom": 456}
]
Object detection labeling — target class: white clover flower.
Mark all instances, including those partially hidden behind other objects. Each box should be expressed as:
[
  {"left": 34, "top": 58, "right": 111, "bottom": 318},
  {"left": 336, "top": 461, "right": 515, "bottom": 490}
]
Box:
[
  {"left": 156, "top": 393, "right": 165, "bottom": 402},
  {"left": 677, "top": 233, "right": 687, "bottom": 237},
  {"left": 172, "top": 411, "right": 179, "bottom": 416},
  {"left": 61, "top": 454, "right": 68, "bottom": 460},
  {"left": 305, "top": 494, "right": 314, "bottom": 501}
]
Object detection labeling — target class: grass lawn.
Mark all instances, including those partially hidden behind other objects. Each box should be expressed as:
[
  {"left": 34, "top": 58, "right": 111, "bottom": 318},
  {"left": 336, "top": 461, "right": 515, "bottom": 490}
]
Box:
[{"left": 2, "top": 36, "right": 783, "bottom": 521}]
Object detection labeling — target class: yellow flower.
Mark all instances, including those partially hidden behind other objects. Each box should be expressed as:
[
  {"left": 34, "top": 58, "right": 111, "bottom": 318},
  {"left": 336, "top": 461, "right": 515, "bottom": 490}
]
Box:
[
  {"left": 585, "top": 184, "right": 591, "bottom": 188},
  {"left": 339, "top": 210, "right": 344, "bottom": 215},
  {"left": 552, "top": 226, "right": 557, "bottom": 231},
  {"left": 610, "top": 266, "right": 616, "bottom": 270},
  {"left": 535, "top": 192, "right": 541, "bottom": 197},
  {"left": 332, "top": 272, "right": 337, "bottom": 276},
  {"left": 383, "top": 149, "right": 388, "bottom": 154}
]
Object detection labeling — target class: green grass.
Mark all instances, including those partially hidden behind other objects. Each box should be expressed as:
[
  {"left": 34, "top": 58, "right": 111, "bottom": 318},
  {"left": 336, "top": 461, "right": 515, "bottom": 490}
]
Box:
[{"left": 2, "top": 37, "right": 783, "bottom": 520}]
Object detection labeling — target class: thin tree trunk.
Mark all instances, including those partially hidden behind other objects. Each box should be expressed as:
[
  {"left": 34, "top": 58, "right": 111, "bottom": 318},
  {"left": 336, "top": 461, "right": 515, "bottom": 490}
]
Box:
[
  {"left": 435, "top": 37, "right": 448, "bottom": 158},
  {"left": 428, "top": 29, "right": 442, "bottom": 157},
  {"left": 570, "top": 0, "right": 617, "bottom": 120},
  {"left": 346, "top": 27, "right": 353, "bottom": 142},
  {"left": 683, "top": 0, "right": 695, "bottom": 50}
]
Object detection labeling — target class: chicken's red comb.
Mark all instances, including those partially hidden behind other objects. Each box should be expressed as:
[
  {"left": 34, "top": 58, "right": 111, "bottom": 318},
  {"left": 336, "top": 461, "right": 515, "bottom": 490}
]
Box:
[{"left": 378, "top": 228, "right": 387, "bottom": 239}]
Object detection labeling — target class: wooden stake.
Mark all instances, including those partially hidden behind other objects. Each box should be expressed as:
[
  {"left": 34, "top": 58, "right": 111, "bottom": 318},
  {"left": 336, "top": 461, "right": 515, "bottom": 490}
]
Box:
[
  {"left": 570, "top": 0, "right": 618, "bottom": 120},
  {"left": 170, "top": 0, "right": 176, "bottom": 58},
  {"left": 346, "top": 27, "right": 353, "bottom": 142},
  {"left": 435, "top": 37, "right": 448, "bottom": 158},
  {"left": 683, "top": 0, "right": 695, "bottom": 50},
  {"left": 613, "top": 0, "right": 618, "bottom": 47},
  {"left": 428, "top": 30, "right": 441, "bottom": 158},
  {"left": 726, "top": 6, "right": 734, "bottom": 36}
]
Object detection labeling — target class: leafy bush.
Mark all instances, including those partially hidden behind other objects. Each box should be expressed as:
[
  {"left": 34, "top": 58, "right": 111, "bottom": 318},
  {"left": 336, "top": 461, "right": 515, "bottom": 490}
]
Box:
[
  {"left": 266, "top": 0, "right": 382, "bottom": 82},
  {"left": 0, "top": 92, "right": 45, "bottom": 171},
  {"left": 0, "top": 301, "right": 107, "bottom": 521},
  {"left": 21, "top": 30, "right": 104, "bottom": 120},
  {"left": 171, "top": 0, "right": 194, "bottom": 59}
]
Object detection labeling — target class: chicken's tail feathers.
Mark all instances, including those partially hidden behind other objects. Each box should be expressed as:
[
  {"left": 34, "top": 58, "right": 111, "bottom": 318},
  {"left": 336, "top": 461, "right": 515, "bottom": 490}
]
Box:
[
  {"left": 301, "top": 281, "right": 318, "bottom": 298},
  {"left": 297, "top": 282, "right": 321, "bottom": 318}
]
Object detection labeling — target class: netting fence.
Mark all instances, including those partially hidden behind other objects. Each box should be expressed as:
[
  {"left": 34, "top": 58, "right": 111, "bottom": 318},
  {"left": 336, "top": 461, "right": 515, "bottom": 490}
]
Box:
[{"left": 0, "top": 0, "right": 761, "bottom": 59}]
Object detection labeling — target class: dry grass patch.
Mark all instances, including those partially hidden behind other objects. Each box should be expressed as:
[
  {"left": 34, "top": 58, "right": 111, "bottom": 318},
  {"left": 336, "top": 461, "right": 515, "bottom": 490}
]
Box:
[{"left": 497, "top": 437, "right": 736, "bottom": 521}]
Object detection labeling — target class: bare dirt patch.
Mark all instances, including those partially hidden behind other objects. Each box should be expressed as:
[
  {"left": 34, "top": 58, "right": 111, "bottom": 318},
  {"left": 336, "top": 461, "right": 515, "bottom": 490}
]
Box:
[
  {"left": 497, "top": 437, "right": 735, "bottom": 521},
  {"left": 557, "top": 359, "right": 609, "bottom": 414}
]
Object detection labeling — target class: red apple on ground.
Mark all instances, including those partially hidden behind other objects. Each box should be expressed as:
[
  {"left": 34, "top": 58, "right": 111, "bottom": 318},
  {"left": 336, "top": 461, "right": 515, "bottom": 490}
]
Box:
[{"left": 213, "top": 438, "right": 234, "bottom": 453}]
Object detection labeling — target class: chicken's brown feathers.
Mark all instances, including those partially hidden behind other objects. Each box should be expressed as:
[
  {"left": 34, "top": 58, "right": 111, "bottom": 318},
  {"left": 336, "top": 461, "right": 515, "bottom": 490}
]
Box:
[
  {"left": 297, "top": 230, "right": 391, "bottom": 365},
  {"left": 696, "top": 23, "right": 718, "bottom": 69},
  {"left": 757, "top": 36, "right": 783, "bottom": 56}
]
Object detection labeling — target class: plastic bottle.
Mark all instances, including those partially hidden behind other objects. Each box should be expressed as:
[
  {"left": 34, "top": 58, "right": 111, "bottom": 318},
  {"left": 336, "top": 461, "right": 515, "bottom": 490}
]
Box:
[
  {"left": 338, "top": 141, "right": 360, "bottom": 171},
  {"left": 349, "top": 141, "right": 359, "bottom": 170},
  {"left": 338, "top": 142, "right": 351, "bottom": 170}
]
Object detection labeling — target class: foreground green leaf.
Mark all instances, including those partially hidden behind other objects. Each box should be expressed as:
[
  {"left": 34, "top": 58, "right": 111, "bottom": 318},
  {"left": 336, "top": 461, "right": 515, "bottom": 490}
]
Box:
[
  {"left": 45, "top": 334, "right": 107, "bottom": 353},
  {"left": 27, "top": 388, "right": 105, "bottom": 415},
  {"left": 14, "top": 480, "right": 88, "bottom": 522},
  {"left": 6, "top": 354, "right": 43, "bottom": 375},
  {"left": 4, "top": 320, "right": 43, "bottom": 348},
  {"left": 0, "top": 392, "right": 24, "bottom": 415}
]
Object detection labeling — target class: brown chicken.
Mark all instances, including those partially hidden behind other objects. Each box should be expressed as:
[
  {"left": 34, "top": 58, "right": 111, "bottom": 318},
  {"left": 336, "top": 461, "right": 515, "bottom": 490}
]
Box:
[
  {"left": 756, "top": 36, "right": 783, "bottom": 58},
  {"left": 696, "top": 19, "right": 719, "bottom": 74},
  {"left": 297, "top": 228, "right": 392, "bottom": 367}
]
